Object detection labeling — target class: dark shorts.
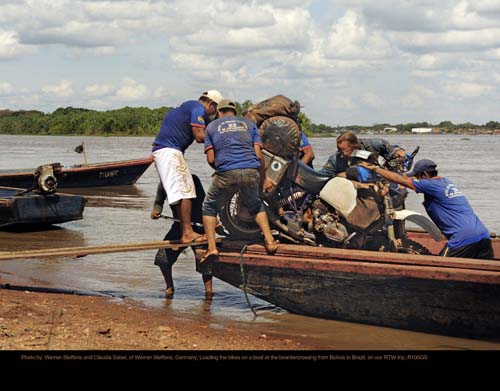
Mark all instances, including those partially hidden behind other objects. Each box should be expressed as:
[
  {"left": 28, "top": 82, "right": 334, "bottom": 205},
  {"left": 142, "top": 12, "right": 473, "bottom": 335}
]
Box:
[
  {"left": 202, "top": 168, "right": 263, "bottom": 217},
  {"left": 440, "top": 238, "right": 494, "bottom": 260}
]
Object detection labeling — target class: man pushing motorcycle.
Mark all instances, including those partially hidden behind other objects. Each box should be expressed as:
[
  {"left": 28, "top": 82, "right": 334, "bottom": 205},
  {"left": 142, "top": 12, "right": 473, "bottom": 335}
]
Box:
[{"left": 321, "top": 131, "right": 412, "bottom": 178}]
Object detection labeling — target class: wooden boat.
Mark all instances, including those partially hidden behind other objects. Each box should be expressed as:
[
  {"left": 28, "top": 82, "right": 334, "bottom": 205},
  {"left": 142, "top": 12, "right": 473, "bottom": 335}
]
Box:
[
  {"left": 0, "top": 187, "right": 85, "bottom": 228},
  {"left": 194, "top": 233, "right": 500, "bottom": 339},
  {"left": 0, "top": 156, "right": 153, "bottom": 189}
]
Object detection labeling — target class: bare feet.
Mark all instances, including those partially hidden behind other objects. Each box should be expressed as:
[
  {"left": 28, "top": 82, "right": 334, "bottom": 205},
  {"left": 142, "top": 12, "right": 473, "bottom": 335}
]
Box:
[
  {"left": 165, "top": 287, "right": 175, "bottom": 298},
  {"left": 180, "top": 234, "right": 207, "bottom": 244},
  {"left": 205, "top": 291, "right": 214, "bottom": 301},
  {"left": 199, "top": 250, "right": 219, "bottom": 265}
]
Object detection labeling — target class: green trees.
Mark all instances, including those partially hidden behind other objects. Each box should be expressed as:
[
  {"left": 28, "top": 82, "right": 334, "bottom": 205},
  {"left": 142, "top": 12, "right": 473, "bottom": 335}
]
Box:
[
  {"left": 0, "top": 106, "right": 170, "bottom": 136},
  {"left": 0, "top": 105, "right": 498, "bottom": 136}
]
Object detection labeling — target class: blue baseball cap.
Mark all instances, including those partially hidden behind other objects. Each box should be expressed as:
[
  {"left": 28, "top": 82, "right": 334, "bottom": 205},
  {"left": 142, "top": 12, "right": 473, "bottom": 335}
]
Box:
[{"left": 407, "top": 159, "right": 437, "bottom": 177}]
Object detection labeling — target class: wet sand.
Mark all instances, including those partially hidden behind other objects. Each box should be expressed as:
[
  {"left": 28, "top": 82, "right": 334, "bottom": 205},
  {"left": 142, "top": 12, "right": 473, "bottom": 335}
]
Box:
[{"left": 0, "top": 288, "right": 319, "bottom": 351}]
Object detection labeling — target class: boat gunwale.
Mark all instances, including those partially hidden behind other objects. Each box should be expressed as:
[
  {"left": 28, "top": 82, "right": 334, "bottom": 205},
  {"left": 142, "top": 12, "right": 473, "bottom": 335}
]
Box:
[{"left": 204, "top": 249, "right": 500, "bottom": 285}]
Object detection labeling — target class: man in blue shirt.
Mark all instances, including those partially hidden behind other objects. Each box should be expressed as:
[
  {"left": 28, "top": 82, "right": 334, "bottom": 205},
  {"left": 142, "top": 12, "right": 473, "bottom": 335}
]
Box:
[
  {"left": 200, "top": 99, "right": 278, "bottom": 264},
  {"left": 360, "top": 159, "right": 494, "bottom": 260},
  {"left": 152, "top": 90, "right": 222, "bottom": 244},
  {"left": 299, "top": 132, "right": 315, "bottom": 167}
]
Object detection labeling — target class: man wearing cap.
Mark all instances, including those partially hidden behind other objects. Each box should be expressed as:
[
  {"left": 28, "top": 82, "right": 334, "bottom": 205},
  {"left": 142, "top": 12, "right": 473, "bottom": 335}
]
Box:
[
  {"left": 152, "top": 90, "right": 222, "bottom": 244},
  {"left": 200, "top": 98, "right": 278, "bottom": 265},
  {"left": 360, "top": 159, "right": 494, "bottom": 260}
]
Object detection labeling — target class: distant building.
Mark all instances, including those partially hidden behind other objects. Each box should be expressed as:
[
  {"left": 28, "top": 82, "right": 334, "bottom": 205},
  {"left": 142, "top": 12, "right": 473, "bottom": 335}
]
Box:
[
  {"left": 384, "top": 127, "right": 398, "bottom": 132},
  {"left": 412, "top": 128, "right": 433, "bottom": 134}
]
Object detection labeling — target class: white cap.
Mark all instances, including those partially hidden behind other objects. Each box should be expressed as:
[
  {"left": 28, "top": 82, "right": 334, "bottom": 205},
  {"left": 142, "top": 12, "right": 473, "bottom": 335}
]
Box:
[{"left": 202, "top": 90, "right": 223, "bottom": 105}]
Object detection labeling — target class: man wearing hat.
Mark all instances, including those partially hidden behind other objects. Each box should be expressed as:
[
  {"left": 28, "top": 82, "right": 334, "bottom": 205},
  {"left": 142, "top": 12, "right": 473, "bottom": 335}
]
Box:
[
  {"left": 360, "top": 158, "right": 493, "bottom": 260},
  {"left": 200, "top": 98, "right": 278, "bottom": 266},
  {"left": 152, "top": 90, "right": 222, "bottom": 244}
]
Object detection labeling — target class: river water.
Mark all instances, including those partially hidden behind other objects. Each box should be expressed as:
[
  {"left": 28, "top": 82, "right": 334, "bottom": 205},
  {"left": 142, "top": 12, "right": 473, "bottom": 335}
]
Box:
[{"left": 1, "top": 134, "right": 499, "bottom": 350}]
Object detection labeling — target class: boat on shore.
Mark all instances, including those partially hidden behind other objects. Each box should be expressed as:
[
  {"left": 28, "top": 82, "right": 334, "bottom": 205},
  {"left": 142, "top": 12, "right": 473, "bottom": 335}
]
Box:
[
  {"left": 0, "top": 186, "right": 85, "bottom": 228},
  {"left": 194, "top": 232, "right": 500, "bottom": 340},
  {"left": 0, "top": 156, "right": 153, "bottom": 189}
]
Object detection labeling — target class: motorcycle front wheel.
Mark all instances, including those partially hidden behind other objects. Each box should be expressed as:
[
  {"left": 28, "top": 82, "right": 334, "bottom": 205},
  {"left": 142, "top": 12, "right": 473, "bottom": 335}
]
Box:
[
  {"left": 219, "top": 190, "right": 262, "bottom": 240},
  {"left": 396, "top": 237, "right": 431, "bottom": 255}
]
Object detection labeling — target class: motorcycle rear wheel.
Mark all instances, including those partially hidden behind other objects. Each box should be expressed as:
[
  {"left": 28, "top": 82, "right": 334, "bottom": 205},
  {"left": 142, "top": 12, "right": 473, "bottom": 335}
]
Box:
[{"left": 219, "top": 191, "right": 262, "bottom": 240}]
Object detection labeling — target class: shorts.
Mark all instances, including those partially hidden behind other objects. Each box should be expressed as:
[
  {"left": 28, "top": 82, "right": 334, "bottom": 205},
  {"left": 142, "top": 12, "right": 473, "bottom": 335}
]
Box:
[
  {"left": 202, "top": 168, "right": 263, "bottom": 217},
  {"left": 153, "top": 147, "right": 196, "bottom": 205},
  {"left": 440, "top": 238, "right": 494, "bottom": 260}
]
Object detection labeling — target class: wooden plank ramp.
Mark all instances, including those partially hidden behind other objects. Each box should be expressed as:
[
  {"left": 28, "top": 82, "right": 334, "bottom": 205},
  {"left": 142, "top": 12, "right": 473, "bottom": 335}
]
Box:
[{"left": 0, "top": 238, "right": 217, "bottom": 261}]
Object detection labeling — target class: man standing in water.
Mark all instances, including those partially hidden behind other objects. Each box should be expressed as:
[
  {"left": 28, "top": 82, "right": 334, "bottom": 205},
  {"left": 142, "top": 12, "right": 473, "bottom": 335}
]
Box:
[{"left": 152, "top": 90, "right": 222, "bottom": 244}]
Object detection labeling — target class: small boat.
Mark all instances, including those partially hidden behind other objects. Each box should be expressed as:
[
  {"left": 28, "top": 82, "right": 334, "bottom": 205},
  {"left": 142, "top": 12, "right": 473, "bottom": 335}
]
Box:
[
  {"left": 0, "top": 156, "right": 154, "bottom": 189},
  {"left": 194, "top": 233, "right": 500, "bottom": 339},
  {"left": 0, "top": 186, "right": 85, "bottom": 228}
]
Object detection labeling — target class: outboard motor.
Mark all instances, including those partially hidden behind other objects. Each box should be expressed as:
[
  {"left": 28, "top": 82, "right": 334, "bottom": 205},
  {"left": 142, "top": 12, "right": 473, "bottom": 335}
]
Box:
[{"left": 33, "top": 163, "right": 62, "bottom": 194}]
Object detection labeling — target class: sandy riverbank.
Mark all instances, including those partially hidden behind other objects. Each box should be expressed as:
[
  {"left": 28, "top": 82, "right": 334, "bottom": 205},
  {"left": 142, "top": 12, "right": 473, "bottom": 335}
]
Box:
[{"left": 0, "top": 288, "right": 321, "bottom": 351}]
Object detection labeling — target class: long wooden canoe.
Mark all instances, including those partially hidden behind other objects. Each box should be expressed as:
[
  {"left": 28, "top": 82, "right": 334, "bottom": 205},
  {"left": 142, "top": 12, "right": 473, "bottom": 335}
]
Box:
[
  {"left": 194, "top": 234, "right": 500, "bottom": 340},
  {"left": 0, "top": 156, "right": 153, "bottom": 189}
]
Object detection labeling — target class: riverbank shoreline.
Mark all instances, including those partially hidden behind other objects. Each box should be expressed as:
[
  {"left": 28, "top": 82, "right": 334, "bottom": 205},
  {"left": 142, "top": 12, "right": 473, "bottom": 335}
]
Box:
[{"left": 0, "top": 287, "right": 320, "bottom": 351}]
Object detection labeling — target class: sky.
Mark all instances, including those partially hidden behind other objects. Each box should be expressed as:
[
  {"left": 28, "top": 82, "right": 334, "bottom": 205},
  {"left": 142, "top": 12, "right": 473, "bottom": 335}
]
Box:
[{"left": 1, "top": 0, "right": 500, "bottom": 126}]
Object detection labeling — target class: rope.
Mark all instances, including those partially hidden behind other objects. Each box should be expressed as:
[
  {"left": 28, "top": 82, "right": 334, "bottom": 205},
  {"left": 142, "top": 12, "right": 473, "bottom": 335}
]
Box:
[{"left": 239, "top": 241, "right": 261, "bottom": 317}]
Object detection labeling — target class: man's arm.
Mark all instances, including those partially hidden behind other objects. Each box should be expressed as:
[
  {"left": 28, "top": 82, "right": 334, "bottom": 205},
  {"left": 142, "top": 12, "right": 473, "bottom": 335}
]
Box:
[
  {"left": 254, "top": 144, "right": 275, "bottom": 193},
  {"left": 206, "top": 148, "right": 215, "bottom": 169},
  {"left": 151, "top": 182, "right": 166, "bottom": 219},
  {"left": 192, "top": 125, "right": 205, "bottom": 143},
  {"left": 359, "top": 162, "right": 416, "bottom": 190},
  {"left": 300, "top": 146, "right": 315, "bottom": 165}
]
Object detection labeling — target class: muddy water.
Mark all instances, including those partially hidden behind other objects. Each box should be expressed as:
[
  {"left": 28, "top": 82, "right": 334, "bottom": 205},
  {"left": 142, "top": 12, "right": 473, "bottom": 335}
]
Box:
[{"left": 1, "top": 134, "right": 499, "bottom": 350}]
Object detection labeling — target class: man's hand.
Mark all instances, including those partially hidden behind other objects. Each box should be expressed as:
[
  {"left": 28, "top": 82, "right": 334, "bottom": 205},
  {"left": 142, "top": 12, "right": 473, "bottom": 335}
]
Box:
[
  {"left": 263, "top": 178, "right": 277, "bottom": 193},
  {"left": 151, "top": 210, "right": 161, "bottom": 219},
  {"left": 359, "top": 161, "right": 377, "bottom": 171}
]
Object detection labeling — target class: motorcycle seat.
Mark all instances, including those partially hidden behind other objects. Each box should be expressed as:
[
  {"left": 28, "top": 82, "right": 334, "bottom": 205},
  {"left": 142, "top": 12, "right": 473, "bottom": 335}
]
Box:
[{"left": 294, "top": 160, "right": 332, "bottom": 193}]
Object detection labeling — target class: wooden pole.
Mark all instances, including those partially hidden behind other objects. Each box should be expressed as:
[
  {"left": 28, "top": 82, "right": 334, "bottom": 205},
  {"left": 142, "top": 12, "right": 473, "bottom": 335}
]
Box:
[
  {"left": 0, "top": 238, "right": 219, "bottom": 261},
  {"left": 82, "top": 141, "right": 88, "bottom": 165}
]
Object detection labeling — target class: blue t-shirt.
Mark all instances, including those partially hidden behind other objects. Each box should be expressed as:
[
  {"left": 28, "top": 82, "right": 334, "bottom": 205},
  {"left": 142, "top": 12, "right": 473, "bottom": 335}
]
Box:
[
  {"left": 153, "top": 100, "right": 208, "bottom": 153},
  {"left": 204, "top": 116, "right": 261, "bottom": 172},
  {"left": 411, "top": 177, "right": 490, "bottom": 249},
  {"left": 299, "top": 132, "right": 311, "bottom": 151}
]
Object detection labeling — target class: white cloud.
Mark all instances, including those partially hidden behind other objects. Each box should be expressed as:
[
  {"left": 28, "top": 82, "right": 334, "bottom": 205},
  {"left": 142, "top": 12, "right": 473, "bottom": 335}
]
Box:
[
  {"left": 442, "top": 80, "right": 494, "bottom": 97},
  {"left": 393, "top": 27, "right": 500, "bottom": 53},
  {"left": 0, "top": 81, "right": 14, "bottom": 95},
  {"left": 115, "top": 78, "right": 149, "bottom": 101},
  {"left": 84, "top": 83, "right": 115, "bottom": 97},
  {"left": 361, "top": 92, "right": 383, "bottom": 109},
  {"left": 324, "top": 10, "right": 391, "bottom": 60},
  {"left": 0, "top": 30, "right": 36, "bottom": 59},
  {"left": 42, "top": 80, "right": 74, "bottom": 97}
]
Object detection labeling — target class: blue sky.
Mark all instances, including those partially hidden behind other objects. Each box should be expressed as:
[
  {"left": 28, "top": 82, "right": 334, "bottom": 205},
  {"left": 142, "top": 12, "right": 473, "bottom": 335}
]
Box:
[{"left": 1, "top": 0, "right": 500, "bottom": 126}]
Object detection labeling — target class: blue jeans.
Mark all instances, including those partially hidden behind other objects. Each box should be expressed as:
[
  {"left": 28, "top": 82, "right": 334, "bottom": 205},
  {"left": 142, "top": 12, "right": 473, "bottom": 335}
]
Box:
[{"left": 202, "top": 168, "right": 263, "bottom": 217}]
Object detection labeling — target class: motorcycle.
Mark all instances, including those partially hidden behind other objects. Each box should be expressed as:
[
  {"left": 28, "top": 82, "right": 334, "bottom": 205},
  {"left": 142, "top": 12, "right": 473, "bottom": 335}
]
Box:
[{"left": 219, "top": 145, "right": 442, "bottom": 255}]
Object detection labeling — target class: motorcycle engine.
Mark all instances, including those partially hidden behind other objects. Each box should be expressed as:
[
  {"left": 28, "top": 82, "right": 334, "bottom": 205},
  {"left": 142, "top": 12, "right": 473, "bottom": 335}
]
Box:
[
  {"left": 312, "top": 200, "right": 348, "bottom": 243},
  {"left": 33, "top": 163, "right": 62, "bottom": 194}
]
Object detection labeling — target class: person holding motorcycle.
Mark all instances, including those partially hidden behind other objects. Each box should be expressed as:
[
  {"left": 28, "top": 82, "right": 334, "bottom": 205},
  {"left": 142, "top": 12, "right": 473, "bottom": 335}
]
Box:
[
  {"left": 360, "top": 159, "right": 494, "bottom": 260},
  {"left": 200, "top": 99, "right": 278, "bottom": 265},
  {"left": 321, "top": 131, "right": 409, "bottom": 177}
]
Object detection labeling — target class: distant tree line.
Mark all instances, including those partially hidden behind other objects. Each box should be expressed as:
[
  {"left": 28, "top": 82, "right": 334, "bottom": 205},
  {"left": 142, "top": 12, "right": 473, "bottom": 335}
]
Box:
[
  {"left": 0, "top": 107, "right": 169, "bottom": 136},
  {"left": 0, "top": 106, "right": 498, "bottom": 137},
  {"left": 311, "top": 120, "right": 500, "bottom": 135}
]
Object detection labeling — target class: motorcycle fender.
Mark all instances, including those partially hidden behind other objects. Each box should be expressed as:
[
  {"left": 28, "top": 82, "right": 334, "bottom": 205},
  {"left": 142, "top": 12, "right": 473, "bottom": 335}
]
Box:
[{"left": 394, "top": 210, "right": 444, "bottom": 241}]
